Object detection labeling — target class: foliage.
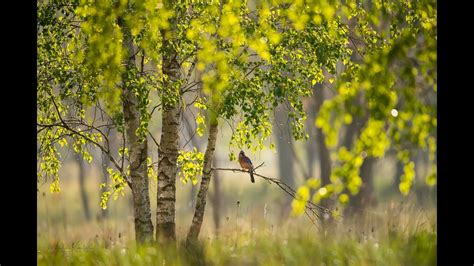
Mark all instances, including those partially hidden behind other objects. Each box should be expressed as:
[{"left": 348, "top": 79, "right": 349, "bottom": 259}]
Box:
[
  {"left": 37, "top": 0, "right": 176, "bottom": 193},
  {"left": 177, "top": 148, "right": 205, "bottom": 185},
  {"left": 99, "top": 168, "right": 128, "bottom": 210},
  {"left": 37, "top": 0, "right": 436, "bottom": 217},
  {"left": 292, "top": 0, "right": 436, "bottom": 211}
]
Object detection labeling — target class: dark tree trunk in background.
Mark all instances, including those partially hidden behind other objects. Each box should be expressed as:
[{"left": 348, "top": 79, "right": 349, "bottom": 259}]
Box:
[
  {"left": 393, "top": 158, "right": 404, "bottom": 195},
  {"left": 342, "top": 120, "right": 358, "bottom": 151},
  {"left": 353, "top": 109, "right": 376, "bottom": 209},
  {"left": 274, "top": 105, "right": 295, "bottom": 218},
  {"left": 352, "top": 157, "right": 377, "bottom": 209},
  {"left": 187, "top": 123, "right": 219, "bottom": 242},
  {"left": 314, "top": 86, "right": 331, "bottom": 186},
  {"left": 305, "top": 99, "right": 317, "bottom": 179},
  {"left": 341, "top": 117, "right": 361, "bottom": 217},
  {"left": 306, "top": 131, "right": 317, "bottom": 179},
  {"left": 316, "top": 127, "right": 331, "bottom": 186},
  {"left": 76, "top": 153, "right": 91, "bottom": 221},
  {"left": 415, "top": 150, "right": 430, "bottom": 205},
  {"left": 341, "top": 95, "right": 377, "bottom": 213},
  {"left": 274, "top": 105, "right": 295, "bottom": 188}
]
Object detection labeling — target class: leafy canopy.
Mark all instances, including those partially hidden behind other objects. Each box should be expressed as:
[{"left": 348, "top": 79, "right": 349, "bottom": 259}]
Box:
[{"left": 38, "top": 0, "right": 436, "bottom": 213}]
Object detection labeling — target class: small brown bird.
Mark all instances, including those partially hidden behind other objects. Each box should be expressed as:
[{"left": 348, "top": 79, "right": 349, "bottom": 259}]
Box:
[{"left": 238, "top": 150, "right": 255, "bottom": 183}]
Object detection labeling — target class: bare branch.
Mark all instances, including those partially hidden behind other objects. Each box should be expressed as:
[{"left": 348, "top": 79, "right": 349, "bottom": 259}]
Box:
[
  {"left": 244, "top": 62, "right": 262, "bottom": 79},
  {"left": 252, "top": 162, "right": 265, "bottom": 171},
  {"left": 41, "top": 93, "right": 132, "bottom": 187},
  {"left": 148, "top": 130, "right": 160, "bottom": 150},
  {"left": 211, "top": 166, "right": 342, "bottom": 225},
  {"left": 150, "top": 104, "right": 162, "bottom": 117}
]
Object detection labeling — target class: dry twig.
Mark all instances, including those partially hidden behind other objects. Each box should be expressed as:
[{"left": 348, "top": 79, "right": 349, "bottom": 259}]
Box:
[{"left": 211, "top": 164, "right": 341, "bottom": 226}]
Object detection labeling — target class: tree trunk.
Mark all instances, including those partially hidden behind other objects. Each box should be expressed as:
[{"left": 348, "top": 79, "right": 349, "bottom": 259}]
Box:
[
  {"left": 316, "top": 127, "right": 331, "bottom": 186},
  {"left": 274, "top": 105, "right": 295, "bottom": 219},
  {"left": 393, "top": 157, "right": 403, "bottom": 194},
  {"left": 156, "top": 28, "right": 181, "bottom": 242},
  {"left": 211, "top": 169, "right": 222, "bottom": 235},
  {"left": 352, "top": 157, "right": 377, "bottom": 209},
  {"left": 314, "top": 86, "right": 331, "bottom": 186},
  {"left": 76, "top": 153, "right": 91, "bottom": 221},
  {"left": 156, "top": 105, "right": 180, "bottom": 241},
  {"left": 341, "top": 95, "right": 365, "bottom": 150},
  {"left": 121, "top": 20, "right": 154, "bottom": 244},
  {"left": 341, "top": 96, "right": 372, "bottom": 215},
  {"left": 342, "top": 121, "right": 358, "bottom": 150},
  {"left": 305, "top": 96, "right": 318, "bottom": 179},
  {"left": 274, "top": 106, "right": 295, "bottom": 188},
  {"left": 305, "top": 131, "right": 316, "bottom": 179},
  {"left": 187, "top": 122, "right": 219, "bottom": 242}
]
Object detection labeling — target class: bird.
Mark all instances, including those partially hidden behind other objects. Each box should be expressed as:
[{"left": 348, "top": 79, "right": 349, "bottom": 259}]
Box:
[{"left": 238, "top": 150, "right": 255, "bottom": 183}]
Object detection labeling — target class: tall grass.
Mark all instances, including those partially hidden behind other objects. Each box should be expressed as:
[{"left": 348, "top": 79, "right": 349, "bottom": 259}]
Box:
[{"left": 38, "top": 201, "right": 436, "bottom": 265}]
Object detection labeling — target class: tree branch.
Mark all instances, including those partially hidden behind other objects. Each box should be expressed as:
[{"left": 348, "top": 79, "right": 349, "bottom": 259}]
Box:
[
  {"left": 148, "top": 130, "right": 160, "bottom": 150},
  {"left": 41, "top": 93, "right": 132, "bottom": 187},
  {"left": 210, "top": 166, "right": 341, "bottom": 225}
]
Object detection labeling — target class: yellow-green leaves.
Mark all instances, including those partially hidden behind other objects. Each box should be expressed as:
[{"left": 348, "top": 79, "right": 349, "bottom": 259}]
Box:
[
  {"left": 100, "top": 167, "right": 128, "bottom": 210},
  {"left": 50, "top": 177, "right": 61, "bottom": 193},
  {"left": 100, "top": 191, "right": 111, "bottom": 210},
  {"left": 357, "top": 119, "right": 390, "bottom": 158},
  {"left": 40, "top": 0, "right": 437, "bottom": 217},
  {"left": 125, "top": 0, "right": 172, "bottom": 63},
  {"left": 338, "top": 193, "right": 349, "bottom": 205},
  {"left": 75, "top": 0, "right": 126, "bottom": 112},
  {"left": 147, "top": 157, "right": 158, "bottom": 181},
  {"left": 425, "top": 165, "right": 437, "bottom": 187},
  {"left": 229, "top": 117, "right": 272, "bottom": 155},
  {"left": 118, "top": 147, "right": 129, "bottom": 157},
  {"left": 194, "top": 100, "right": 208, "bottom": 137},
  {"left": 297, "top": 186, "right": 311, "bottom": 201},
  {"left": 291, "top": 186, "right": 310, "bottom": 216},
  {"left": 399, "top": 161, "right": 415, "bottom": 196},
  {"left": 194, "top": 101, "right": 208, "bottom": 110},
  {"left": 228, "top": 152, "right": 237, "bottom": 162},
  {"left": 312, "top": 187, "right": 329, "bottom": 203},
  {"left": 316, "top": 99, "right": 344, "bottom": 148},
  {"left": 177, "top": 148, "right": 205, "bottom": 185},
  {"left": 108, "top": 168, "right": 127, "bottom": 200},
  {"left": 295, "top": 0, "right": 436, "bottom": 215},
  {"left": 306, "top": 178, "right": 321, "bottom": 190},
  {"left": 291, "top": 199, "right": 306, "bottom": 216},
  {"left": 196, "top": 113, "right": 206, "bottom": 137},
  {"left": 249, "top": 37, "right": 271, "bottom": 62}
]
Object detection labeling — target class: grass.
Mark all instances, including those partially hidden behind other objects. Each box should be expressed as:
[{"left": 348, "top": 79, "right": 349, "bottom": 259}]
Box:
[
  {"left": 38, "top": 161, "right": 436, "bottom": 265},
  {"left": 38, "top": 230, "right": 436, "bottom": 266},
  {"left": 38, "top": 201, "right": 436, "bottom": 265}
]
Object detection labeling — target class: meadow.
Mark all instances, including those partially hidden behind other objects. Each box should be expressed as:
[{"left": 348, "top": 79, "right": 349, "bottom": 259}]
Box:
[{"left": 37, "top": 161, "right": 436, "bottom": 265}]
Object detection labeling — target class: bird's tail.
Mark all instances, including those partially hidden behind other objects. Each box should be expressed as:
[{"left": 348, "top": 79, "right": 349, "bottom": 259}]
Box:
[{"left": 250, "top": 169, "right": 255, "bottom": 183}]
